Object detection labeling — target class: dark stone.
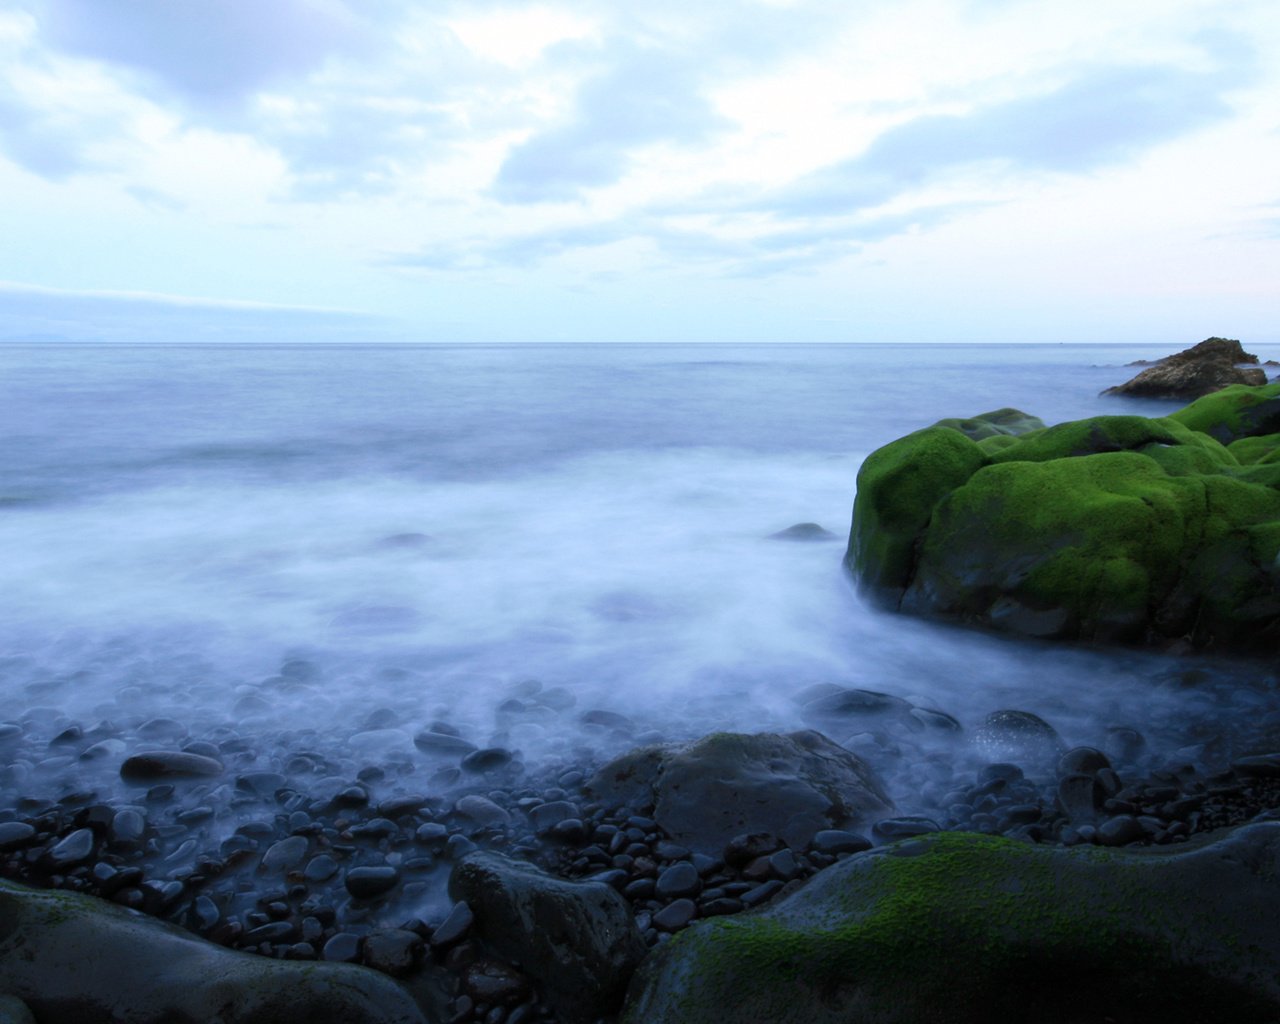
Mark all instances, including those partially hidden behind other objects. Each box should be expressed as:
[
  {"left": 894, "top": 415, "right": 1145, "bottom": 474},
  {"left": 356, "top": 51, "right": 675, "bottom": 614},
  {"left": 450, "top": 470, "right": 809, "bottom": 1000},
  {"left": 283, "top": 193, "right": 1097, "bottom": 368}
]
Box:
[
  {"left": 651, "top": 899, "right": 697, "bottom": 932},
  {"left": 413, "top": 731, "right": 477, "bottom": 758},
  {"left": 809, "top": 830, "right": 872, "bottom": 856},
  {"left": 1103, "top": 338, "right": 1266, "bottom": 400},
  {"left": 450, "top": 850, "right": 646, "bottom": 1023},
  {"left": 587, "top": 731, "right": 891, "bottom": 857},
  {"left": 345, "top": 866, "right": 400, "bottom": 900},
  {"left": 322, "top": 931, "right": 363, "bottom": 963},
  {"left": 0, "top": 879, "right": 425, "bottom": 1023},
  {"left": 767, "top": 522, "right": 837, "bottom": 542},
  {"left": 430, "top": 901, "right": 473, "bottom": 948},
  {"left": 872, "top": 817, "right": 940, "bottom": 841},
  {"left": 45, "top": 828, "right": 95, "bottom": 867},
  {"left": 1233, "top": 754, "right": 1280, "bottom": 778},
  {"left": 1058, "top": 746, "right": 1111, "bottom": 777},
  {"left": 529, "top": 800, "right": 580, "bottom": 834},
  {"left": 120, "top": 752, "right": 223, "bottom": 781},
  {"left": 461, "top": 748, "right": 514, "bottom": 774},
  {"left": 464, "top": 958, "right": 531, "bottom": 1006},
  {"left": 362, "top": 929, "right": 423, "bottom": 977},
  {"left": 0, "top": 823, "right": 36, "bottom": 851},
  {"left": 262, "top": 836, "right": 309, "bottom": 872},
  {"left": 973, "top": 711, "right": 1065, "bottom": 767},
  {"left": 655, "top": 862, "right": 701, "bottom": 899}
]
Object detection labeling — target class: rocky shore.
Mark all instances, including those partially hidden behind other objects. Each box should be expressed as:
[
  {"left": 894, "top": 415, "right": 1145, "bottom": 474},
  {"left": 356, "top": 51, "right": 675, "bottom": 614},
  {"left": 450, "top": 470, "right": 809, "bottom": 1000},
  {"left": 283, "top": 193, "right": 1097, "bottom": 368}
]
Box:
[{"left": 2, "top": 663, "right": 1280, "bottom": 1022}]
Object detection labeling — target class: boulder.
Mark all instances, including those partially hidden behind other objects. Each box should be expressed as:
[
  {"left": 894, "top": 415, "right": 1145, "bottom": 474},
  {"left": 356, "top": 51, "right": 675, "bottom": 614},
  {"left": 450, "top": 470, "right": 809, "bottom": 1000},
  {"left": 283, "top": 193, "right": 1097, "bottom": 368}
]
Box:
[
  {"left": 848, "top": 386, "right": 1280, "bottom": 649},
  {"left": 1104, "top": 337, "right": 1267, "bottom": 399},
  {"left": 0, "top": 879, "right": 427, "bottom": 1023},
  {"left": 624, "top": 823, "right": 1280, "bottom": 1023},
  {"left": 449, "top": 851, "right": 646, "bottom": 1023},
  {"left": 587, "top": 731, "right": 892, "bottom": 855}
]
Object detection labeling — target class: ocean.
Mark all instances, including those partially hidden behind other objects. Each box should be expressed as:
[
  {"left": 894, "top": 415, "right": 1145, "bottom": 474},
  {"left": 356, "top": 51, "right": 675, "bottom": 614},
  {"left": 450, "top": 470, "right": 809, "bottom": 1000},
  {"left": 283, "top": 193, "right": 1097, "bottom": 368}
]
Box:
[{"left": 2, "top": 340, "right": 1276, "bottom": 815}]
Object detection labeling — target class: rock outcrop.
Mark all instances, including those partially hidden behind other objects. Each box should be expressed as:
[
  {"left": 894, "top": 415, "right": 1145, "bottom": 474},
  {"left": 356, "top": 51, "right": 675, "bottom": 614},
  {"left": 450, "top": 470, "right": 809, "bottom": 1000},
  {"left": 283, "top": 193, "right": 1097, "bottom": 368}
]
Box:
[
  {"left": 449, "top": 851, "right": 646, "bottom": 1024},
  {"left": 0, "top": 878, "right": 428, "bottom": 1023},
  {"left": 1104, "top": 337, "right": 1267, "bottom": 399},
  {"left": 586, "top": 731, "right": 892, "bottom": 855},
  {"left": 848, "top": 386, "right": 1280, "bottom": 649},
  {"left": 624, "top": 823, "right": 1280, "bottom": 1023}
]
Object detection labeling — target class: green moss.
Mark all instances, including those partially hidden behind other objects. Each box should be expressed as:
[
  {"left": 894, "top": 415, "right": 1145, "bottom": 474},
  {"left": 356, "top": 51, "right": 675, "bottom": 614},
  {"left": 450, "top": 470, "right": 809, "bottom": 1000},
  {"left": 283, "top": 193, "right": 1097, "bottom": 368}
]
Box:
[
  {"left": 932, "top": 407, "right": 1046, "bottom": 441},
  {"left": 848, "top": 426, "right": 987, "bottom": 602},
  {"left": 1170, "top": 383, "right": 1280, "bottom": 443}
]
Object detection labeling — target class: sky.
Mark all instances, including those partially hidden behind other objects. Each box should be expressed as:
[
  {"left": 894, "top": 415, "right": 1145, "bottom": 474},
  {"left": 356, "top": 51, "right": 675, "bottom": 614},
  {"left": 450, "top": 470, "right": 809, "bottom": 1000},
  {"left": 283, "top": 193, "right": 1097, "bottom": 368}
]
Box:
[{"left": 0, "top": 0, "right": 1277, "bottom": 344}]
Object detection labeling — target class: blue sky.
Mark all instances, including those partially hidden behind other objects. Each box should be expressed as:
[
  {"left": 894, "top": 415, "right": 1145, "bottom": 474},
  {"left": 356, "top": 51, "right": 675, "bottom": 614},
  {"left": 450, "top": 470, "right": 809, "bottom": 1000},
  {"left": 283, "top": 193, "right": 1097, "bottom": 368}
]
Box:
[{"left": 0, "top": 0, "right": 1277, "bottom": 343}]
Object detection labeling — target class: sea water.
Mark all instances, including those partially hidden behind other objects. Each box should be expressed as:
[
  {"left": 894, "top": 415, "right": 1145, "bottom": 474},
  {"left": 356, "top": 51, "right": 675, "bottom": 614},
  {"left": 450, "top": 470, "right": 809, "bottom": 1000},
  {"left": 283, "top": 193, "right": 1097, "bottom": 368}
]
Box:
[{"left": 2, "top": 341, "right": 1277, "bottom": 811}]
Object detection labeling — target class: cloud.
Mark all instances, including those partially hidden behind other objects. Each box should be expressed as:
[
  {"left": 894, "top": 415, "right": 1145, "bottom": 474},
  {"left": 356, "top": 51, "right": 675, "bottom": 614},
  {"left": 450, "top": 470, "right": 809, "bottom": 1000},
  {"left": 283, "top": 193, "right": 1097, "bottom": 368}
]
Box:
[
  {"left": 0, "top": 85, "right": 85, "bottom": 177},
  {"left": 491, "top": 43, "right": 731, "bottom": 203},
  {"left": 0, "top": 281, "right": 390, "bottom": 343},
  {"left": 767, "top": 60, "right": 1247, "bottom": 217},
  {"left": 30, "top": 0, "right": 379, "bottom": 105},
  {"left": 387, "top": 200, "right": 987, "bottom": 276}
]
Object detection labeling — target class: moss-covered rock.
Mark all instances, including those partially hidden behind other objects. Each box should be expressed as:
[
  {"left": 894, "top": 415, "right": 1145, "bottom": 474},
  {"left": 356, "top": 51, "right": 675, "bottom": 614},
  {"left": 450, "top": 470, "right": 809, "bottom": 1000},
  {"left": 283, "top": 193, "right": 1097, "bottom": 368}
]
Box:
[
  {"left": 623, "top": 824, "right": 1280, "bottom": 1023},
  {"left": 847, "top": 389, "right": 1280, "bottom": 649},
  {"left": 0, "top": 879, "right": 429, "bottom": 1023}
]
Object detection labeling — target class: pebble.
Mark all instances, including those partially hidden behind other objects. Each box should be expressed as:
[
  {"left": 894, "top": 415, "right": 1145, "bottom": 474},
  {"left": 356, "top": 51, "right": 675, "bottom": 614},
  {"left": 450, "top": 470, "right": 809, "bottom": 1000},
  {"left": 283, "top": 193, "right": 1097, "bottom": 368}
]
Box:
[
  {"left": 120, "top": 751, "right": 224, "bottom": 781},
  {"left": 455, "top": 795, "right": 511, "bottom": 827},
  {"left": 809, "top": 830, "right": 871, "bottom": 856},
  {"left": 652, "top": 898, "right": 697, "bottom": 931},
  {"left": 323, "top": 932, "right": 362, "bottom": 962},
  {"left": 872, "top": 817, "right": 941, "bottom": 840},
  {"left": 362, "top": 929, "right": 422, "bottom": 976},
  {"left": 345, "top": 866, "right": 400, "bottom": 899},
  {"left": 0, "top": 822, "right": 36, "bottom": 851},
  {"left": 431, "top": 901, "right": 474, "bottom": 948},
  {"left": 655, "top": 861, "right": 701, "bottom": 899},
  {"left": 461, "top": 748, "right": 514, "bottom": 774},
  {"left": 464, "top": 959, "right": 531, "bottom": 1006},
  {"left": 261, "top": 835, "right": 308, "bottom": 872},
  {"left": 46, "top": 828, "right": 95, "bottom": 867}
]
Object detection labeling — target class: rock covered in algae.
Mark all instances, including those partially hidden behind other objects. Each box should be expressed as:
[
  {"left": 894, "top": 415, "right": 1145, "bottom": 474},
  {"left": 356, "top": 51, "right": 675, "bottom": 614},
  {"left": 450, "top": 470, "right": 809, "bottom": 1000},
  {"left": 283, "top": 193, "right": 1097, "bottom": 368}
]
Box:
[
  {"left": 847, "top": 386, "right": 1280, "bottom": 649},
  {"left": 623, "top": 822, "right": 1280, "bottom": 1023}
]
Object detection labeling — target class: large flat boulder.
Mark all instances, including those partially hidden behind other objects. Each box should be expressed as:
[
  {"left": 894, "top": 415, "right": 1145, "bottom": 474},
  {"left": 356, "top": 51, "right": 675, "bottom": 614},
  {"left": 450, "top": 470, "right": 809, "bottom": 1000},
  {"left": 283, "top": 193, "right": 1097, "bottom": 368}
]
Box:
[
  {"left": 587, "top": 731, "right": 892, "bottom": 855},
  {"left": 624, "top": 823, "right": 1280, "bottom": 1023},
  {"left": 1104, "top": 337, "right": 1267, "bottom": 399},
  {"left": 0, "top": 879, "right": 428, "bottom": 1024},
  {"left": 848, "top": 386, "right": 1280, "bottom": 649}
]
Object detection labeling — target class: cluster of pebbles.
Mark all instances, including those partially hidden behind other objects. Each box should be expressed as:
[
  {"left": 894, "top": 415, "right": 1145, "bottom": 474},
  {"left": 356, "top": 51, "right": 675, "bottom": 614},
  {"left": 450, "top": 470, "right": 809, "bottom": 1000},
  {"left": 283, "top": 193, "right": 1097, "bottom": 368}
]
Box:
[{"left": 1, "top": 669, "right": 1280, "bottom": 1023}]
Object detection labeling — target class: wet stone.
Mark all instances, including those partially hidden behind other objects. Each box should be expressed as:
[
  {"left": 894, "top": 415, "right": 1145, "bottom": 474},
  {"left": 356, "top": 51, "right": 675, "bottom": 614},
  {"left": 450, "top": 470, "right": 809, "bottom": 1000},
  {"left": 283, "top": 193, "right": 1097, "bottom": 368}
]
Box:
[
  {"left": 809, "top": 830, "right": 871, "bottom": 856},
  {"left": 655, "top": 861, "right": 701, "bottom": 899},
  {"left": 362, "top": 929, "right": 423, "bottom": 976},
  {"left": 724, "top": 833, "right": 780, "bottom": 868},
  {"left": 1058, "top": 747, "right": 1111, "bottom": 777},
  {"left": 0, "top": 822, "right": 36, "bottom": 851},
  {"left": 455, "top": 795, "right": 511, "bottom": 827},
  {"left": 464, "top": 959, "right": 532, "bottom": 1006},
  {"left": 323, "top": 931, "right": 363, "bottom": 962},
  {"left": 345, "top": 865, "right": 400, "bottom": 899},
  {"left": 46, "top": 828, "right": 95, "bottom": 867},
  {"left": 236, "top": 772, "right": 286, "bottom": 799},
  {"left": 244, "top": 921, "right": 295, "bottom": 944},
  {"left": 303, "top": 855, "right": 339, "bottom": 882},
  {"left": 1233, "top": 754, "right": 1280, "bottom": 778},
  {"left": 1098, "top": 815, "right": 1147, "bottom": 846},
  {"left": 262, "top": 835, "right": 308, "bottom": 872},
  {"left": 431, "top": 901, "right": 474, "bottom": 948},
  {"left": 461, "top": 748, "right": 514, "bottom": 774},
  {"left": 414, "top": 731, "right": 478, "bottom": 757},
  {"left": 652, "top": 898, "right": 697, "bottom": 932},
  {"left": 872, "top": 816, "right": 940, "bottom": 841},
  {"left": 1058, "top": 774, "right": 1105, "bottom": 825},
  {"left": 528, "top": 800, "right": 579, "bottom": 834},
  {"left": 121, "top": 751, "right": 223, "bottom": 781}
]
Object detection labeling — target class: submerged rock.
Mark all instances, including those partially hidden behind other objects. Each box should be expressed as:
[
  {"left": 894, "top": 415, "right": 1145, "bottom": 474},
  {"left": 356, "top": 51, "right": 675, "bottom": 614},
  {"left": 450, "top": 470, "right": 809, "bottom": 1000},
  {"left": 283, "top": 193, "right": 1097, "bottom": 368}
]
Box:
[
  {"left": 0, "top": 879, "right": 426, "bottom": 1023},
  {"left": 848, "top": 385, "right": 1280, "bottom": 650},
  {"left": 450, "top": 850, "right": 645, "bottom": 1023},
  {"left": 1104, "top": 337, "right": 1267, "bottom": 399},
  {"left": 587, "top": 731, "right": 891, "bottom": 855},
  {"left": 624, "top": 823, "right": 1280, "bottom": 1023}
]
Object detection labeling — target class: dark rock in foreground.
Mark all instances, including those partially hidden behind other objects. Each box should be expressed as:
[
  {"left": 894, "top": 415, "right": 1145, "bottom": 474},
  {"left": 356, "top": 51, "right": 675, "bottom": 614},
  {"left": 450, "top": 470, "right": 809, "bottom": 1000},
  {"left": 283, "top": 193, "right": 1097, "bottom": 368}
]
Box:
[
  {"left": 0, "top": 878, "right": 427, "bottom": 1023},
  {"left": 1104, "top": 337, "right": 1267, "bottom": 399},
  {"left": 587, "top": 731, "right": 892, "bottom": 855},
  {"left": 848, "top": 387, "right": 1280, "bottom": 649},
  {"left": 624, "top": 823, "right": 1280, "bottom": 1023},
  {"left": 450, "top": 850, "right": 646, "bottom": 1023}
]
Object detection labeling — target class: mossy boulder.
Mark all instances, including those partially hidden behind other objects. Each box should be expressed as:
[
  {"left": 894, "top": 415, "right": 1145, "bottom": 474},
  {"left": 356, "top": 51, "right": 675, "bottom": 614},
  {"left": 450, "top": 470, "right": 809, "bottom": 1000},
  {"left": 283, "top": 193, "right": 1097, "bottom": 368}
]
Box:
[
  {"left": 623, "top": 823, "right": 1280, "bottom": 1023},
  {"left": 848, "top": 388, "right": 1280, "bottom": 649},
  {"left": 0, "top": 879, "right": 429, "bottom": 1023}
]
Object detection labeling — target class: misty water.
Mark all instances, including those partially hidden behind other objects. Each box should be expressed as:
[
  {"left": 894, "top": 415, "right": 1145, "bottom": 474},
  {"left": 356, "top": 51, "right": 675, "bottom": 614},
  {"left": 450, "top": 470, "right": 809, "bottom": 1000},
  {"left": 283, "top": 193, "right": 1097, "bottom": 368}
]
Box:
[{"left": 3, "top": 341, "right": 1278, "bottom": 831}]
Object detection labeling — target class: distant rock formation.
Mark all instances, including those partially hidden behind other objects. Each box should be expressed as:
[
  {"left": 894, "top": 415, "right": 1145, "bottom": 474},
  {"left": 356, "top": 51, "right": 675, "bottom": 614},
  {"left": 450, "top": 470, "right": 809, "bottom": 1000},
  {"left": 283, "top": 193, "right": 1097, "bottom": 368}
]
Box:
[{"left": 1104, "top": 337, "right": 1267, "bottom": 399}]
